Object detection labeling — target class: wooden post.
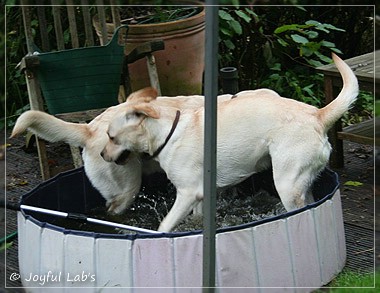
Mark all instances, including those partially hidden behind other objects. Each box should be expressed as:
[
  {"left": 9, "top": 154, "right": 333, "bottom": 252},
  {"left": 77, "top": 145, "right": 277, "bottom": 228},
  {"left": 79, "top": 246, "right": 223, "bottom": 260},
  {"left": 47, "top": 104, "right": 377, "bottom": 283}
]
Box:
[{"left": 21, "top": 4, "right": 50, "bottom": 180}]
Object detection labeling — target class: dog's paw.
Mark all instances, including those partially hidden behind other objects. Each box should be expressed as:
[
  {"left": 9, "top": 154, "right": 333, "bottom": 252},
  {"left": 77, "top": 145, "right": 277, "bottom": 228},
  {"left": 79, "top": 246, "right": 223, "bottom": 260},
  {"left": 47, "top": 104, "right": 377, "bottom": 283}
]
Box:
[{"left": 106, "top": 194, "right": 135, "bottom": 215}]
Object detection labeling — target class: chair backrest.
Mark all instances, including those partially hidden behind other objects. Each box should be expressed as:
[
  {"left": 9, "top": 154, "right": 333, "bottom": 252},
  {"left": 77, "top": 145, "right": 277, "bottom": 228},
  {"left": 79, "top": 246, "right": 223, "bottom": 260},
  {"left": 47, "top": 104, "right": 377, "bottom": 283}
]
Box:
[
  {"left": 35, "top": 25, "right": 128, "bottom": 114},
  {"left": 21, "top": 2, "right": 124, "bottom": 114}
]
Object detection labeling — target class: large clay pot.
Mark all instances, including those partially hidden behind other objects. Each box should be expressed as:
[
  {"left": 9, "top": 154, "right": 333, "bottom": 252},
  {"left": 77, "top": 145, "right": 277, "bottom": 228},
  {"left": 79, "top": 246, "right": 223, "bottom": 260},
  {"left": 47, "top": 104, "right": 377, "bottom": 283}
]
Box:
[{"left": 93, "top": 3, "right": 205, "bottom": 96}]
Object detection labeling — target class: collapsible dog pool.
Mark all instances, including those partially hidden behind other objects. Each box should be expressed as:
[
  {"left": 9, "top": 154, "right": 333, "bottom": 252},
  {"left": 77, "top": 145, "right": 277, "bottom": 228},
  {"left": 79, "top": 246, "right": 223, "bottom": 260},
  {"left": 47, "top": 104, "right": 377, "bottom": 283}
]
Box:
[{"left": 18, "top": 167, "right": 345, "bottom": 291}]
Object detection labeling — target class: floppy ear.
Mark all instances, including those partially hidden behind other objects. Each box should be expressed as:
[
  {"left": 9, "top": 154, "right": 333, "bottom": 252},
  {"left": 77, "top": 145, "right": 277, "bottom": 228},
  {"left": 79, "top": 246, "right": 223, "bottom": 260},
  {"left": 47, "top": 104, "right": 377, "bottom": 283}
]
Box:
[
  {"left": 127, "top": 87, "right": 158, "bottom": 103},
  {"left": 133, "top": 104, "right": 160, "bottom": 119}
]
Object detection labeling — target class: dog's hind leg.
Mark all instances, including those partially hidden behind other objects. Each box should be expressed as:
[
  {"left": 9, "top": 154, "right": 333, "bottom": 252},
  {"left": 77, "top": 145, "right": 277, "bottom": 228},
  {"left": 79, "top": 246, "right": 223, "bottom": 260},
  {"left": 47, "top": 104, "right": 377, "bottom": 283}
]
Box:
[
  {"left": 271, "top": 159, "right": 324, "bottom": 212},
  {"left": 158, "top": 189, "right": 202, "bottom": 232}
]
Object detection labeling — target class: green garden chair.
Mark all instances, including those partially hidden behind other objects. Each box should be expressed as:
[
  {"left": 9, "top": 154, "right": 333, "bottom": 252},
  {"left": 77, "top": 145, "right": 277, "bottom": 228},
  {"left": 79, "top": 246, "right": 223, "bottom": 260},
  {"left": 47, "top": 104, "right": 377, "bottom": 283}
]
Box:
[{"left": 19, "top": 5, "right": 163, "bottom": 179}]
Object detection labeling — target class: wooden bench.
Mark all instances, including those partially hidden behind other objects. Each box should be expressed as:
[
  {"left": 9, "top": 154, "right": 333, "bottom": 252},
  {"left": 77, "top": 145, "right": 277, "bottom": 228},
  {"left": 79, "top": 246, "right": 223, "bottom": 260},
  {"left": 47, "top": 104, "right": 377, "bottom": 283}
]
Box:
[{"left": 317, "top": 51, "right": 379, "bottom": 168}]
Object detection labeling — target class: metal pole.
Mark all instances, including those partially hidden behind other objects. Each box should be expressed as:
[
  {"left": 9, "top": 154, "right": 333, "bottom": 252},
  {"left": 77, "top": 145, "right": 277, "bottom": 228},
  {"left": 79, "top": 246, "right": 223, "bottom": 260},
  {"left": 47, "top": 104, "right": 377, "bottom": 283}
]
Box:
[
  {"left": 19, "top": 205, "right": 161, "bottom": 235},
  {"left": 203, "top": 2, "right": 219, "bottom": 291}
]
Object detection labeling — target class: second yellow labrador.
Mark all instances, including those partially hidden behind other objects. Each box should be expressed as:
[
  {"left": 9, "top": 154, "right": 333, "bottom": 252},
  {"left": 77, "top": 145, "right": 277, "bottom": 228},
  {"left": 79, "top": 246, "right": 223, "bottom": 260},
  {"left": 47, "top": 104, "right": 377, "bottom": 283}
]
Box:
[{"left": 101, "top": 54, "right": 358, "bottom": 232}]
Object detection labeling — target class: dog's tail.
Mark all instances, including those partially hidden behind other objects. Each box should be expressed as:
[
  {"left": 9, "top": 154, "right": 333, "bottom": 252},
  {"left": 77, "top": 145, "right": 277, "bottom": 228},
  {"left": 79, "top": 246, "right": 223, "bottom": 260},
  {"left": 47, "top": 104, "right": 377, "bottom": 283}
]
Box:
[
  {"left": 318, "top": 53, "right": 359, "bottom": 130},
  {"left": 10, "top": 110, "right": 90, "bottom": 148}
]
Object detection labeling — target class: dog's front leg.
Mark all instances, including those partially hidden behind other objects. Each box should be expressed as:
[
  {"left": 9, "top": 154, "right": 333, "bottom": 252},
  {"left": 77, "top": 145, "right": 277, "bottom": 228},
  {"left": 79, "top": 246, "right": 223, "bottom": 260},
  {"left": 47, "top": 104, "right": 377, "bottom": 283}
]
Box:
[
  {"left": 158, "top": 189, "right": 201, "bottom": 232},
  {"left": 193, "top": 202, "right": 203, "bottom": 215}
]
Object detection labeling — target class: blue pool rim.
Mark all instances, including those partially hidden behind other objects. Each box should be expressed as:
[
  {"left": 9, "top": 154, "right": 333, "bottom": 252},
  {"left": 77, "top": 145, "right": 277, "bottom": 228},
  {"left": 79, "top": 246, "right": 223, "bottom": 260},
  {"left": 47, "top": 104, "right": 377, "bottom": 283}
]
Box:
[{"left": 20, "top": 166, "right": 340, "bottom": 240}]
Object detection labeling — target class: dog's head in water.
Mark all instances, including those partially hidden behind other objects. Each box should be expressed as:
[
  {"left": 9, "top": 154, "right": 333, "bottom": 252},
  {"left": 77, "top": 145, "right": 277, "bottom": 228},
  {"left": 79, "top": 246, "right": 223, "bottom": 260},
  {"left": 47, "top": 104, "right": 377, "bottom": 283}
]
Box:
[{"left": 101, "top": 88, "right": 160, "bottom": 165}]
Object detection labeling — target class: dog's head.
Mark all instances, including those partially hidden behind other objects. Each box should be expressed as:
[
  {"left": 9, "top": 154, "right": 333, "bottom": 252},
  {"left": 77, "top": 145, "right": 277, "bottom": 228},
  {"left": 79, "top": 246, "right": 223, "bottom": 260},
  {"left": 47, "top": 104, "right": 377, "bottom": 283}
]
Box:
[{"left": 101, "top": 88, "right": 160, "bottom": 165}]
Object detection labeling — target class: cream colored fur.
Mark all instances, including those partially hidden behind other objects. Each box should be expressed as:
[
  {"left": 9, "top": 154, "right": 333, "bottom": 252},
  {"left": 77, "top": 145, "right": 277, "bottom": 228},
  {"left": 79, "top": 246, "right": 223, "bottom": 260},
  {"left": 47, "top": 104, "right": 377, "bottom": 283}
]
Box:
[
  {"left": 101, "top": 54, "right": 358, "bottom": 232},
  {"left": 11, "top": 89, "right": 232, "bottom": 214}
]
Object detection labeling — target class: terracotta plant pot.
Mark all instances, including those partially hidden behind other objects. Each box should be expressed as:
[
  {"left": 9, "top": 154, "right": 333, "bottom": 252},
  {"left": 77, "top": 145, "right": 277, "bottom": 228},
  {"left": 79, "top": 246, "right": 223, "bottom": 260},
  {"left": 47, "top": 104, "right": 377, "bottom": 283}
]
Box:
[{"left": 93, "top": 3, "right": 205, "bottom": 96}]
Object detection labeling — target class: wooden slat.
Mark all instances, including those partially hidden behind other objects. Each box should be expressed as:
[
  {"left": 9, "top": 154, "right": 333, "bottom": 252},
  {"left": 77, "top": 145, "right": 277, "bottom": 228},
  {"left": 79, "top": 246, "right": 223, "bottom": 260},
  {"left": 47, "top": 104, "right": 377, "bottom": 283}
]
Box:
[
  {"left": 110, "top": 1, "right": 121, "bottom": 43},
  {"left": 316, "top": 51, "right": 379, "bottom": 85},
  {"left": 81, "top": 1, "right": 95, "bottom": 46},
  {"left": 52, "top": 4, "right": 65, "bottom": 50},
  {"left": 36, "top": 3, "right": 50, "bottom": 52},
  {"left": 337, "top": 118, "right": 376, "bottom": 145},
  {"left": 21, "top": 3, "right": 34, "bottom": 53},
  {"left": 66, "top": 0, "right": 80, "bottom": 48},
  {"left": 96, "top": 1, "right": 109, "bottom": 45}
]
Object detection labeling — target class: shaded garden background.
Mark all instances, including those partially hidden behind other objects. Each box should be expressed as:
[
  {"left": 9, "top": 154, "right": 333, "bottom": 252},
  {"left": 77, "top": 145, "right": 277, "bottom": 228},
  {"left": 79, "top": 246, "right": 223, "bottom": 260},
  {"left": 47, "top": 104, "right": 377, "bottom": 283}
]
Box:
[{"left": 2, "top": 1, "right": 376, "bottom": 129}]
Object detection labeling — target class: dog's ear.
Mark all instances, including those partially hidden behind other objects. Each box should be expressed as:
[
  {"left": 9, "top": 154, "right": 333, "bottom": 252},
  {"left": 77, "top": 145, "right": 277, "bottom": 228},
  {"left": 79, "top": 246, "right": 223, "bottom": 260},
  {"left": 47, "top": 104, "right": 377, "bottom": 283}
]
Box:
[
  {"left": 133, "top": 104, "right": 160, "bottom": 119},
  {"left": 126, "top": 87, "right": 158, "bottom": 103}
]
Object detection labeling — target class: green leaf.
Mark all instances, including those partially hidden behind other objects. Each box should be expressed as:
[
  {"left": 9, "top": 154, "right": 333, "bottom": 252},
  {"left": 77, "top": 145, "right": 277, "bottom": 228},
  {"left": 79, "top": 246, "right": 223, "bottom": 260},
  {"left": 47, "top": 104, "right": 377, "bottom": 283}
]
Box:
[
  {"left": 223, "top": 39, "right": 235, "bottom": 50},
  {"left": 269, "top": 73, "right": 280, "bottom": 80},
  {"left": 230, "top": 19, "right": 242, "bottom": 35},
  {"left": 291, "top": 34, "right": 309, "bottom": 44},
  {"left": 220, "top": 26, "right": 233, "bottom": 37},
  {"left": 320, "top": 40, "right": 336, "bottom": 48},
  {"left": 234, "top": 10, "right": 251, "bottom": 23},
  {"left": 270, "top": 63, "right": 281, "bottom": 71},
  {"left": 315, "top": 51, "right": 332, "bottom": 63},
  {"left": 305, "top": 20, "right": 321, "bottom": 26},
  {"left": 300, "top": 46, "right": 314, "bottom": 57},
  {"left": 302, "top": 84, "right": 315, "bottom": 96},
  {"left": 306, "top": 30, "right": 319, "bottom": 39},
  {"left": 245, "top": 8, "right": 260, "bottom": 23},
  {"left": 244, "top": 8, "right": 256, "bottom": 15},
  {"left": 295, "top": 5, "right": 307, "bottom": 12},
  {"left": 314, "top": 26, "right": 330, "bottom": 33},
  {"left": 330, "top": 47, "right": 343, "bottom": 54},
  {"left": 219, "top": 10, "right": 233, "bottom": 21},
  {"left": 274, "top": 24, "right": 301, "bottom": 34},
  {"left": 322, "top": 23, "right": 346, "bottom": 32},
  {"left": 277, "top": 38, "right": 289, "bottom": 47},
  {"left": 307, "top": 59, "right": 324, "bottom": 67},
  {"left": 344, "top": 181, "right": 363, "bottom": 187}
]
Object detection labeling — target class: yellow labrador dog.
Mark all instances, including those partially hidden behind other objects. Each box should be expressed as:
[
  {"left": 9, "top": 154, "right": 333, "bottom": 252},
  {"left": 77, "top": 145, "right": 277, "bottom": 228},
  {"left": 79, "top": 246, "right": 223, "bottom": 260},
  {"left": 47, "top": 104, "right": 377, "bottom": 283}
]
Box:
[
  {"left": 101, "top": 54, "right": 358, "bottom": 232},
  {"left": 11, "top": 89, "right": 232, "bottom": 214}
]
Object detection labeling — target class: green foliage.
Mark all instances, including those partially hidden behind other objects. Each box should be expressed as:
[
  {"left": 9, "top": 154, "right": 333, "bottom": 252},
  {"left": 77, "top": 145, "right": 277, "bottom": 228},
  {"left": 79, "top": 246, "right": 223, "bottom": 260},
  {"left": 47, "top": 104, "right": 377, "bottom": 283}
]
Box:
[
  {"left": 4, "top": 5, "right": 374, "bottom": 130},
  {"left": 274, "top": 20, "right": 345, "bottom": 67},
  {"left": 218, "top": 6, "right": 373, "bottom": 116},
  {"left": 342, "top": 91, "right": 374, "bottom": 126},
  {"left": 5, "top": 5, "right": 30, "bottom": 129},
  {"left": 219, "top": 7, "right": 258, "bottom": 63},
  {"left": 261, "top": 65, "right": 324, "bottom": 107}
]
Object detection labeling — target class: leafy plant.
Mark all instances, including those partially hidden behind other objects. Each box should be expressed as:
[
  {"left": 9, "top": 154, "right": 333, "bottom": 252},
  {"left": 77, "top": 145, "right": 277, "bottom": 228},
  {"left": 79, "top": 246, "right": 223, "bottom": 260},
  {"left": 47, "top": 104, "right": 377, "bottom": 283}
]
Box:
[
  {"left": 342, "top": 91, "right": 374, "bottom": 126},
  {"left": 259, "top": 19, "right": 348, "bottom": 107},
  {"left": 274, "top": 20, "right": 345, "bottom": 67},
  {"left": 218, "top": 7, "right": 258, "bottom": 63},
  {"left": 260, "top": 63, "right": 324, "bottom": 107}
]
